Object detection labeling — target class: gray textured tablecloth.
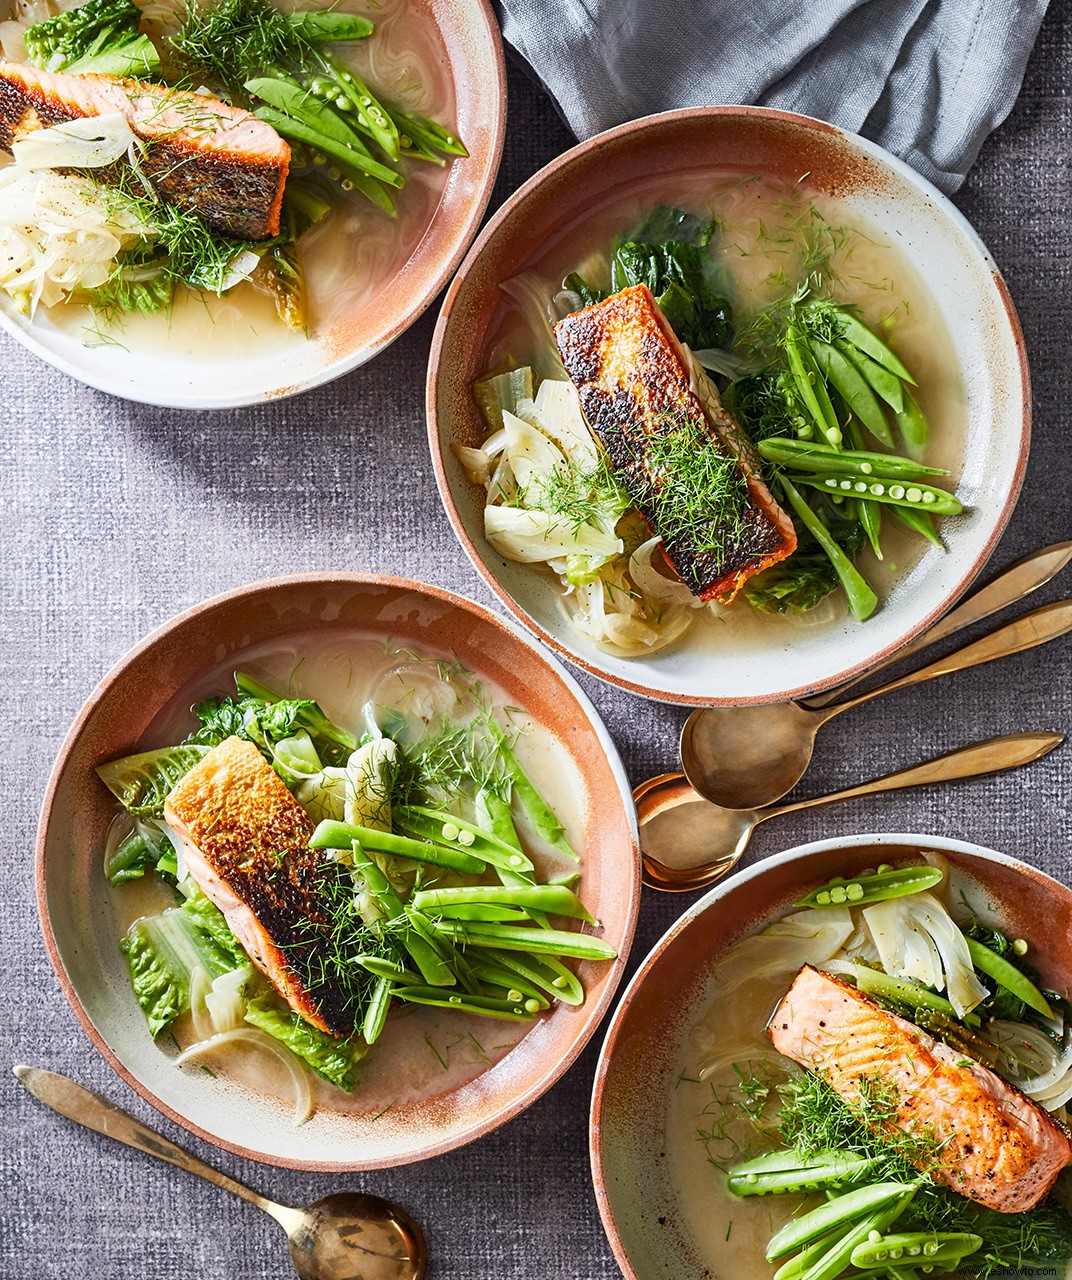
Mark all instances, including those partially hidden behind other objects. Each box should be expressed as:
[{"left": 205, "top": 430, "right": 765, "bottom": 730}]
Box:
[{"left": 1, "top": 9, "right": 1070, "bottom": 1277}]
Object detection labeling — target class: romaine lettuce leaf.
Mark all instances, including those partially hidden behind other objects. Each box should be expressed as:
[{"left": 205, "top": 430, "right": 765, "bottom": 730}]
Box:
[
  {"left": 97, "top": 744, "right": 210, "bottom": 817},
  {"left": 244, "top": 995, "right": 365, "bottom": 1090}
]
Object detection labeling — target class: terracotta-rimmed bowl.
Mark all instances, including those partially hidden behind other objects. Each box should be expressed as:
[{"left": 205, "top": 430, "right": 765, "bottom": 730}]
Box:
[
  {"left": 0, "top": 0, "right": 505, "bottom": 408},
  {"left": 427, "top": 107, "right": 1030, "bottom": 706},
  {"left": 590, "top": 833, "right": 1070, "bottom": 1279},
  {"left": 36, "top": 573, "right": 640, "bottom": 1169}
]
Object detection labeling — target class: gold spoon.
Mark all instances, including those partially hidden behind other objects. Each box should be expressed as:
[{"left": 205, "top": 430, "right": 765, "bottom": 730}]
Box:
[
  {"left": 681, "top": 596, "right": 1072, "bottom": 812},
  {"left": 14, "top": 1066, "right": 428, "bottom": 1280},
  {"left": 638, "top": 731, "right": 1063, "bottom": 893}
]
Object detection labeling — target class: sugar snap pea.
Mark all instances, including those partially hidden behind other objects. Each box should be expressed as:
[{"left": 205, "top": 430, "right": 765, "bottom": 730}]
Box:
[
  {"left": 964, "top": 936, "right": 1053, "bottom": 1017},
  {"left": 314, "top": 51, "right": 400, "bottom": 159},
  {"left": 766, "top": 1182, "right": 915, "bottom": 1261},
  {"left": 287, "top": 10, "right": 374, "bottom": 42},
  {"left": 391, "top": 986, "right": 534, "bottom": 1019},
  {"left": 395, "top": 803, "right": 534, "bottom": 874},
  {"left": 894, "top": 387, "right": 930, "bottom": 450},
  {"left": 361, "top": 976, "right": 392, "bottom": 1044},
  {"left": 480, "top": 948, "right": 585, "bottom": 1006},
  {"left": 835, "top": 339, "right": 904, "bottom": 413},
  {"left": 431, "top": 919, "right": 617, "bottom": 961},
  {"left": 810, "top": 337, "right": 894, "bottom": 447},
  {"left": 850, "top": 1230, "right": 982, "bottom": 1270},
  {"left": 822, "top": 305, "right": 916, "bottom": 384},
  {"left": 757, "top": 438, "right": 946, "bottom": 479},
  {"left": 797, "top": 474, "right": 962, "bottom": 516},
  {"left": 845, "top": 420, "right": 883, "bottom": 557},
  {"left": 427, "top": 904, "right": 531, "bottom": 923},
  {"left": 853, "top": 962, "right": 980, "bottom": 1027},
  {"left": 413, "top": 884, "right": 595, "bottom": 923},
  {"left": 356, "top": 955, "right": 422, "bottom": 986},
  {"left": 727, "top": 1149, "right": 877, "bottom": 1197},
  {"left": 778, "top": 477, "right": 878, "bottom": 621},
  {"left": 786, "top": 330, "right": 842, "bottom": 446},
  {"left": 797, "top": 865, "right": 944, "bottom": 909},
  {"left": 468, "top": 959, "right": 550, "bottom": 1009},
  {"left": 773, "top": 1226, "right": 854, "bottom": 1280},
  {"left": 310, "top": 819, "right": 484, "bottom": 874},
  {"left": 795, "top": 1190, "right": 917, "bottom": 1280},
  {"left": 891, "top": 504, "right": 941, "bottom": 547}
]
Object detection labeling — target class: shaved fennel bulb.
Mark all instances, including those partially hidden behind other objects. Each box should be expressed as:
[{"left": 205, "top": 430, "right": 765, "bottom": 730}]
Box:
[
  {"left": 0, "top": 166, "right": 152, "bottom": 315},
  {"left": 12, "top": 113, "right": 137, "bottom": 170},
  {"left": 175, "top": 1028, "right": 313, "bottom": 1126},
  {"left": 469, "top": 366, "right": 700, "bottom": 656},
  {"left": 864, "top": 892, "right": 988, "bottom": 1018}
]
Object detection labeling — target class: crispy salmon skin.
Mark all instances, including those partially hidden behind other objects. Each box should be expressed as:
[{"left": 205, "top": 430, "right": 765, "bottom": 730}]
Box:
[
  {"left": 769, "top": 965, "right": 1072, "bottom": 1213},
  {"left": 0, "top": 63, "right": 289, "bottom": 238},
  {"left": 553, "top": 284, "right": 796, "bottom": 603},
  {"left": 165, "top": 737, "right": 355, "bottom": 1036}
]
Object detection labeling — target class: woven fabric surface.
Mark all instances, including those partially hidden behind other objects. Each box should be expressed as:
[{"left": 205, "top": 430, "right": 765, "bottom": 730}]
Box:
[{"left": 1, "top": 7, "right": 1070, "bottom": 1277}]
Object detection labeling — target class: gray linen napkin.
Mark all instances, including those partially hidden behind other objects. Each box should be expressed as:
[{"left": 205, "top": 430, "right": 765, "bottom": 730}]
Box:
[{"left": 497, "top": 0, "right": 1050, "bottom": 193}]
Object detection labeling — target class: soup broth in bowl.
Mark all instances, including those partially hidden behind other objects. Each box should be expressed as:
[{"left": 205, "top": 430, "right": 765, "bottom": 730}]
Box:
[{"left": 428, "top": 109, "right": 1029, "bottom": 705}]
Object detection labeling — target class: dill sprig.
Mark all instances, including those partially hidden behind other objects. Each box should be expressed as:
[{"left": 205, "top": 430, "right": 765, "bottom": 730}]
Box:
[
  {"left": 169, "top": 0, "right": 313, "bottom": 95},
  {"left": 535, "top": 453, "right": 629, "bottom": 535},
  {"left": 633, "top": 411, "right": 751, "bottom": 557}
]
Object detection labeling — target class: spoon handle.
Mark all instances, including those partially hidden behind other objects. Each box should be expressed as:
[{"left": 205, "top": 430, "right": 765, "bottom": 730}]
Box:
[
  {"left": 13, "top": 1066, "right": 289, "bottom": 1221},
  {"left": 822, "top": 597, "right": 1072, "bottom": 718},
  {"left": 769, "top": 731, "right": 1063, "bottom": 818},
  {"left": 803, "top": 542, "right": 1072, "bottom": 709}
]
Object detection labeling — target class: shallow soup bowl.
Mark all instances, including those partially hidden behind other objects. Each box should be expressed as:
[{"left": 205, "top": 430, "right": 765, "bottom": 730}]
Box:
[
  {"left": 0, "top": 0, "right": 505, "bottom": 407},
  {"left": 590, "top": 833, "right": 1072, "bottom": 1279},
  {"left": 427, "top": 107, "right": 1030, "bottom": 706},
  {"left": 36, "top": 574, "right": 639, "bottom": 1169}
]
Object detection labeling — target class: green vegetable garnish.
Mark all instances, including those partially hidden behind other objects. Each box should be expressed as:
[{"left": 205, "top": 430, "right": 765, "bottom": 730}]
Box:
[
  {"left": 796, "top": 865, "right": 944, "bottom": 910},
  {"left": 25, "top": 0, "right": 160, "bottom": 77}
]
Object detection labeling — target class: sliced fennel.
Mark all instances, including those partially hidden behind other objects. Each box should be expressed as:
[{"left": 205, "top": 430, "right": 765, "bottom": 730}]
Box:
[{"left": 461, "top": 367, "right": 701, "bottom": 656}]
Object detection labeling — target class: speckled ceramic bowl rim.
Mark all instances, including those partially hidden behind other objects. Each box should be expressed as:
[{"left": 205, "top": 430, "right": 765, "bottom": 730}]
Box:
[
  {"left": 426, "top": 104, "right": 1031, "bottom": 707},
  {"left": 588, "top": 832, "right": 1066, "bottom": 1279},
  {"left": 35, "top": 572, "right": 641, "bottom": 1169},
  {"left": 0, "top": 0, "right": 507, "bottom": 409}
]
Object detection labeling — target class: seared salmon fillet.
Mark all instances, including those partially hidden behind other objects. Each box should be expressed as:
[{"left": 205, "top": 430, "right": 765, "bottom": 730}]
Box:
[
  {"left": 0, "top": 63, "right": 289, "bottom": 238},
  {"left": 165, "top": 737, "right": 355, "bottom": 1037},
  {"left": 553, "top": 284, "right": 796, "bottom": 603},
  {"left": 769, "top": 965, "right": 1072, "bottom": 1213}
]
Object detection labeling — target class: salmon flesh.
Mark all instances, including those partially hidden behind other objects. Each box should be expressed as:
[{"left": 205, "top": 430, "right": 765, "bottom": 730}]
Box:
[
  {"left": 553, "top": 284, "right": 796, "bottom": 603},
  {"left": 0, "top": 63, "right": 290, "bottom": 239},
  {"left": 769, "top": 964, "right": 1072, "bottom": 1213},
  {"left": 165, "top": 737, "right": 356, "bottom": 1036}
]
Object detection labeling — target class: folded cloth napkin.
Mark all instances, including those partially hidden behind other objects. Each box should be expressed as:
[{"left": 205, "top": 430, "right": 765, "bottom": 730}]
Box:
[{"left": 497, "top": 0, "right": 1049, "bottom": 193}]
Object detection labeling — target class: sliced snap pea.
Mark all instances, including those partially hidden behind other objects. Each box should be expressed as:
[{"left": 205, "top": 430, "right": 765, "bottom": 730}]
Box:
[
  {"left": 468, "top": 959, "right": 550, "bottom": 1009},
  {"left": 757, "top": 438, "right": 946, "bottom": 480},
  {"left": 766, "top": 1182, "right": 915, "bottom": 1261},
  {"left": 395, "top": 804, "right": 534, "bottom": 874},
  {"left": 389, "top": 106, "right": 468, "bottom": 161},
  {"left": 891, "top": 504, "right": 942, "bottom": 548},
  {"left": 850, "top": 1230, "right": 982, "bottom": 1271},
  {"left": 797, "top": 473, "right": 963, "bottom": 516},
  {"left": 778, "top": 476, "right": 878, "bottom": 622},
  {"left": 493, "top": 731, "right": 579, "bottom": 862},
  {"left": 310, "top": 819, "right": 484, "bottom": 874},
  {"left": 796, "top": 865, "right": 944, "bottom": 909},
  {"left": 481, "top": 948, "right": 585, "bottom": 1006},
  {"left": 845, "top": 420, "right": 883, "bottom": 559},
  {"left": 727, "top": 1149, "right": 877, "bottom": 1197},
  {"left": 823, "top": 305, "right": 917, "bottom": 385},
  {"left": 894, "top": 387, "right": 930, "bottom": 450},
  {"left": 964, "top": 936, "right": 1053, "bottom": 1018},
  {"left": 316, "top": 51, "right": 400, "bottom": 160},
  {"left": 854, "top": 962, "right": 980, "bottom": 1027},
  {"left": 391, "top": 986, "right": 534, "bottom": 1020},
  {"left": 835, "top": 339, "right": 904, "bottom": 413},
  {"left": 810, "top": 337, "right": 894, "bottom": 447},
  {"left": 428, "top": 904, "right": 532, "bottom": 923},
  {"left": 796, "top": 1190, "right": 917, "bottom": 1280},
  {"left": 431, "top": 920, "right": 617, "bottom": 961},
  {"left": 349, "top": 843, "right": 404, "bottom": 917},
  {"left": 413, "top": 884, "right": 595, "bottom": 923},
  {"left": 361, "top": 976, "right": 392, "bottom": 1044},
  {"left": 773, "top": 1226, "right": 854, "bottom": 1280}
]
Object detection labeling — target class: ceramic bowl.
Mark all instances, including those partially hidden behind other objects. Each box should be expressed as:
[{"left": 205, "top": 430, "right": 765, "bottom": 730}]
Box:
[
  {"left": 36, "top": 574, "right": 639, "bottom": 1169},
  {"left": 0, "top": 0, "right": 505, "bottom": 408},
  {"left": 590, "top": 833, "right": 1071, "bottom": 1279},
  {"left": 427, "top": 107, "right": 1030, "bottom": 706}
]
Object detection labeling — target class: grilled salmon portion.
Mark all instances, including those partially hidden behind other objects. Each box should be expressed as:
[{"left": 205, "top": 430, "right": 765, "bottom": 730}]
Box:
[
  {"left": 0, "top": 63, "right": 289, "bottom": 238},
  {"left": 769, "top": 965, "right": 1072, "bottom": 1213},
  {"left": 165, "top": 737, "right": 355, "bottom": 1037},
  {"left": 554, "top": 284, "right": 796, "bottom": 603}
]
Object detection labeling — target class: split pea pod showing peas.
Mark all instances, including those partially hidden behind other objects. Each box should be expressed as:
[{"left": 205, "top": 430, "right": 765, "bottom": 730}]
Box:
[
  {"left": 727, "top": 1149, "right": 878, "bottom": 1197},
  {"left": 765, "top": 1182, "right": 916, "bottom": 1261},
  {"left": 849, "top": 1231, "right": 983, "bottom": 1270},
  {"left": 797, "top": 864, "right": 944, "bottom": 909},
  {"left": 795, "top": 473, "right": 963, "bottom": 516}
]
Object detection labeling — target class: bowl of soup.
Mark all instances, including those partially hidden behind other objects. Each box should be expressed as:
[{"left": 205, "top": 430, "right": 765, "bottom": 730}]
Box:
[
  {"left": 427, "top": 107, "right": 1030, "bottom": 705},
  {"left": 0, "top": 0, "right": 505, "bottom": 407},
  {"left": 591, "top": 833, "right": 1072, "bottom": 1279},
  {"left": 36, "top": 573, "right": 639, "bottom": 1168}
]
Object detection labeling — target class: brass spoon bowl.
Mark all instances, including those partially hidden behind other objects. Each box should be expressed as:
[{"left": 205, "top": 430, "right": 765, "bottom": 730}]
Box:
[
  {"left": 638, "top": 731, "right": 1063, "bottom": 893},
  {"left": 681, "top": 596, "right": 1072, "bottom": 812},
  {"left": 14, "top": 1066, "right": 427, "bottom": 1280}
]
